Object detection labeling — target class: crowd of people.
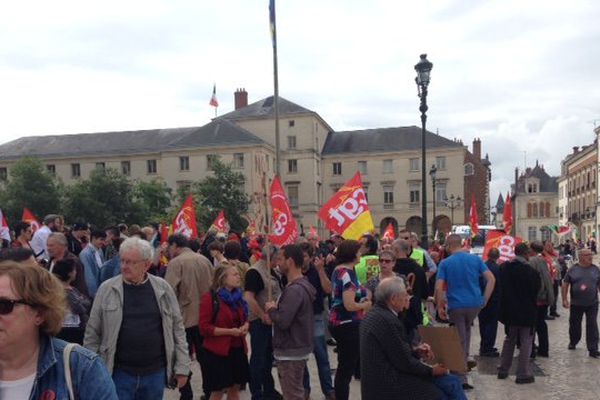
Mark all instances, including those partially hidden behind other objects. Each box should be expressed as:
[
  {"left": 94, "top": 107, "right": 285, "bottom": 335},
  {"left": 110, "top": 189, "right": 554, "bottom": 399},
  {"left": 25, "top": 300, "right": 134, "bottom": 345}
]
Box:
[{"left": 0, "top": 213, "right": 599, "bottom": 400}]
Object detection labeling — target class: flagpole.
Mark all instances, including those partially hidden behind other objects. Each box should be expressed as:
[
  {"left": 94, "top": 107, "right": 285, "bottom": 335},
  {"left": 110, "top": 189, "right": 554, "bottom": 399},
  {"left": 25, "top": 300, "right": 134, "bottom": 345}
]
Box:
[
  {"left": 263, "top": 171, "right": 273, "bottom": 302},
  {"left": 270, "top": 0, "right": 281, "bottom": 177}
]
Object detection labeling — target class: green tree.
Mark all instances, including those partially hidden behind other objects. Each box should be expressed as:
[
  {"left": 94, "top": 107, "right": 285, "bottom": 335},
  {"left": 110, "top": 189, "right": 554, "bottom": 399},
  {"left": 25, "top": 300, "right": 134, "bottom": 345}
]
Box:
[
  {"left": 132, "top": 179, "right": 173, "bottom": 224},
  {"left": 0, "top": 157, "right": 62, "bottom": 223},
  {"left": 191, "top": 159, "right": 249, "bottom": 232}
]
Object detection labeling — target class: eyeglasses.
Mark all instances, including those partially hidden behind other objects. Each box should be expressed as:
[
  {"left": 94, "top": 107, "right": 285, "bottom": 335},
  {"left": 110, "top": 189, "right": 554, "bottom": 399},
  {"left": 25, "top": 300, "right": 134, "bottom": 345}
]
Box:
[
  {"left": 379, "top": 258, "right": 394, "bottom": 263},
  {"left": 0, "top": 298, "right": 30, "bottom": 315}
]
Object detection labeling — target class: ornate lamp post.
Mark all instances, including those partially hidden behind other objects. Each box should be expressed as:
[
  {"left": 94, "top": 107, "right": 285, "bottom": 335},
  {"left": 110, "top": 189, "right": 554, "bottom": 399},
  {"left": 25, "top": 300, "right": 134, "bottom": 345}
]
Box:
[
  {"left": 430, "top": 164, "right": 437, "bottom": 235},
  {"left": 445, "top": 194, "right": 462, "bottom": 226},
  {"left": 415, "top": 53, "right": 433, "bottom": 246}
]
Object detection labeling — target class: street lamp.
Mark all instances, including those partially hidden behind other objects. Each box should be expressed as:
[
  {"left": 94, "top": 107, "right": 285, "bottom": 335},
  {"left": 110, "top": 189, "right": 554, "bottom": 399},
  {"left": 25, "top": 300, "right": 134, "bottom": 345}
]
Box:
[
  {"left": 415, "top": 53, "right": 433, "bottom": 246},
  {"left": 429, "top": 164, "right": 437, "bottom": 235},
  {"left": 444, "top": 195, "right": 462, "bottom": 226}
]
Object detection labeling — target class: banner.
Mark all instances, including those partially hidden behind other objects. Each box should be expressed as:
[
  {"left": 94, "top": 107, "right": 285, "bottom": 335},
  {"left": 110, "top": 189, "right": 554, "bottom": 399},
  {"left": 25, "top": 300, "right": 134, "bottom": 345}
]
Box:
[
  {"left": 268, "top": 176, "right": 298, "bottom": 246},
  {"left": 482, "top": 230, "right": 522, "bottom": 263},
  {"left": 0, "top": 209, "right": 10, "bottom": 242},
  {"left": 172, "top": 195, "right": 198, "bottom": 239},
  {"left": 469, "top": 195, "right": 479, "bottom": 237},
  {"left": 22, "top": 208, "right": 40, "bottom": 233},
  {"left": 503, "top": 192, "right": 512, "bottom": 234},
  {"left": 318, "top": 172, "right": 374, "bottom": 240},
  {"left": 382, "top": 223, "right": 395, "bottom": 241},
  {"left": 210, "top": 210, "right": 230, "bottom": 234}
]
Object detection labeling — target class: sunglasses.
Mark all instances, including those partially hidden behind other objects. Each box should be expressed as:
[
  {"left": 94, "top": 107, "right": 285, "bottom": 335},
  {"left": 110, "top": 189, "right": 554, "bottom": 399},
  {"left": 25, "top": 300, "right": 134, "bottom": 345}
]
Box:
[
  {"left": 379, "top": 258, "right": 394, "bottom": 263},
  {"left": 0, "top": 298, "right": 30, "bottom": 315}
]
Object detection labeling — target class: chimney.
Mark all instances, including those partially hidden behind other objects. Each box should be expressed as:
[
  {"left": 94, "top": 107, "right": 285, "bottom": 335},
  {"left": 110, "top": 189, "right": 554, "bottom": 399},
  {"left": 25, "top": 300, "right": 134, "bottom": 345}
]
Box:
[
  {"left": 234, "top": 88, "right": 248, "bottom": 110},
  {"left": 473, "top": 138, "right": 481, "bottom": 160},
  {"left": 573, "top": 146, "right": 580, "bottom": 154}
]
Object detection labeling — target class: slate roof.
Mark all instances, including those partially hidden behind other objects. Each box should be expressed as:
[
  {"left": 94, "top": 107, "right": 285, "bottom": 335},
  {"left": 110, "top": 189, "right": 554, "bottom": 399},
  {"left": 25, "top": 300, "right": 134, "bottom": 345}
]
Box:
[
  {"left": 0, "top": 119, "right": 266, "bottom": 161},
  {"left": 495, "top": 193, "right": 505, "bottom": 213},
  {"left": 322, "top": 126, "right": 463, "bottom": 155},
  {"left": 220, "top": 96, "right": 314, "bottom": 120},
  {"left": 516, "top": 164, "right": 559, "bottom": 193}
]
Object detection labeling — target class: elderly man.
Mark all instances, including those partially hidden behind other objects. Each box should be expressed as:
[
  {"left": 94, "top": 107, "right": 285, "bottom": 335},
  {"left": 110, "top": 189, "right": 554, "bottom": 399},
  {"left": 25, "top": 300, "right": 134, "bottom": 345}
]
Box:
[
  {"left": 79, "top": 229, "right": 107, "bottom": 298},
  {"left": 562, "top": 248, "right": 600, "bottom": 357},
  {"left": 46, "top": 232, "right": 89, "bottom": 298},
  {"left": 84, "top": 237, "right": 190, "bottom": 399},
  {"left": 31, "top": 214, "right": 63, "bottom": 260},
  {"left": 360, "top": 276, "right": 466, "bottom": 400}
]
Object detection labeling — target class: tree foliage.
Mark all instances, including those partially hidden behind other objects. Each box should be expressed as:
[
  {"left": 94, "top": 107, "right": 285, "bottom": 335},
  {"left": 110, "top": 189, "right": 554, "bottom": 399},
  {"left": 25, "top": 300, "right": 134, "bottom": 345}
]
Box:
[
  {"left": 0, "top": 157, "right": 62, "bottom": 224},
  {"left": 132, "top": 179, "right": 173, "bottom": 224}
]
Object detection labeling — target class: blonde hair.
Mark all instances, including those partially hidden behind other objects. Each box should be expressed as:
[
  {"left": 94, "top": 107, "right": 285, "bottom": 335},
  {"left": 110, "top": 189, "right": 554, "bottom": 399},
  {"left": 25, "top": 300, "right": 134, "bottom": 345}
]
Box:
[
  {"left": 0, "top": 261, "right": 67, "bottom": 336},
  {"left": 210, "top": 265, "right": 235, "bottom": 291}
]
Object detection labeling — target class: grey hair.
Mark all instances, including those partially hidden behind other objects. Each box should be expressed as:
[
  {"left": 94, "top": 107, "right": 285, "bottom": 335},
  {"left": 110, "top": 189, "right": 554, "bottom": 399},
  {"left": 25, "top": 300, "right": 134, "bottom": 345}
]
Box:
[
  {"left": 392, "top": 238, "right": 411, "bottom": 254},
  {"left": 47, "top": 232, "right": 68, "bottom": 247},
  {"left": 375, "top": 276, "right": 407, "bottom": 304},
  {"left": 119, "top": 237, "right": 154, "bottom": 261}
]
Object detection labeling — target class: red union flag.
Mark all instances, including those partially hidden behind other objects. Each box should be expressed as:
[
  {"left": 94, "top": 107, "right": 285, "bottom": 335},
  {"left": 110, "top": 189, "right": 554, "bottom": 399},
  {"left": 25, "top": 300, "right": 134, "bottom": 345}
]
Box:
[
  {"left": 22, "top": 208, "right": 40, "bottom": 233},
  {"left": 269, "top": 176, "right": 298, "bottom": 246},
  {"left": 469, "top": 195, "right": 479, "bottom": 237},
  {"left": 503, "top": 192, "right": 513, "bottom": 235},
  {"left": 382, "top": 223, "right": 395, "bottom": 241},
  {"left": 210, "top": 210, "right": 230, "bottom": 234},
  {"left": 172, "top": 195, "right": 198, "bottom": 239},
  {"left": 482, "top": 230, "right": 523, "bottom": 263},
  {"left": 318, "top": 172, "right": 374, "bottom": 240}
]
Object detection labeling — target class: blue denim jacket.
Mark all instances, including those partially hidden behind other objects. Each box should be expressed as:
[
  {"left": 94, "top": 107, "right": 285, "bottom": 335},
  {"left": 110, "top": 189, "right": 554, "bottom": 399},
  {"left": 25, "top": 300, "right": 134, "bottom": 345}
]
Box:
[{"left": 29, "top": 335, "right": 117, "bottom": 400}]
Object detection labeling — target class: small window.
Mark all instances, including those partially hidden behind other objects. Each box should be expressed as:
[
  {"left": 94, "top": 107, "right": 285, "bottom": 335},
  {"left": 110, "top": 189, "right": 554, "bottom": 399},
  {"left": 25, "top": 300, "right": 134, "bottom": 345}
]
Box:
[
  {"left": 207, "top": 154, "right": 220, "bottom": 171},
  {"left": 435, "top": 182, "right": 447, "bottom": 205},
  {"left": 147, "top": 159, "right": 157, "bottom": 174},
  {"left": 383, "top": 159, "right": 393, "bottom": 174},
  {"left": 383, "top": 185, "right": 394, "bottom": 206},
  {"left": 287, "top": 185, "right": 299, "bottom": 208},
  {"left": 95, "top": 162, "right": 106, "bottom": 171},
  {"left": 179, "top": 156, "right": 190, "bottom": 171},
  {"left": 288, "top": 159, "right": 298, "bottom": 174},
  {"left": 436, "top": 156, "right": 446, "bottom": 170},
  {"left": 410, "top": 158, "right": 419, "bottom": 171},
  {"left": 287, "top": 136, "right": 297, "bottom": 149},
  {"left": 464, "top": 163, "right": 474, "bottom": 176},
  {"left": 288, "top": 120, "right": 295, "bottom": 127},
  {"left": 121, "top": 161, "right": 131, "bottom": 176},
  {"left": 528, "top": 226, "right": 537, "bottom": 242},
  {"left": 409, "top": 184, "right": 420, "bottom": 204},
  {"left": 333, "top": 162, "right": 342, "bottom": 175},
  {"left": 71, "top": 164, "right": 80, "bottom": 178},
  {"left": 46, "top": 164, "right": 56, "bottom": 175},
  {"left": 0, "top": 167, "right": 7, "bottom": 181},
  {"left": 358, "top": 161, "right": 367, "bottom": 175},
  {"left": 233, "top": 153, "right": 244, "bottom": 169}
]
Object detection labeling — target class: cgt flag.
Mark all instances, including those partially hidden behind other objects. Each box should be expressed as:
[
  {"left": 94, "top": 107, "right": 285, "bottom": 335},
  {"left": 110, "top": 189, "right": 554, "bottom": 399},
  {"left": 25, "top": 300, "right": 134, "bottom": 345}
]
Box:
[
  {"left": 210, "top": 210, "right": 230, "bottom": 234},
  {"left": 503, "top": 192, "right": 513, "bottom": 235},
  {"left": 22, "top": 208, "right": 41, "bottom": 233},
  {"left": 482, "top": 230, "right": 522, "bottom": 263},
  {"left": 269, "top": 176, "right": 298, "bottom": 246},
  {"left": 469, "top": 195, "right": 479, "bottom": 237},
  {"left": 172, "top": 195, "right": 198, "bottom": 239},
  {"left": 318, "top": 172, "right": 374, "bottom": 240},
  {"left": 382, "top": 223, "right": 395, "bottom": 241}
]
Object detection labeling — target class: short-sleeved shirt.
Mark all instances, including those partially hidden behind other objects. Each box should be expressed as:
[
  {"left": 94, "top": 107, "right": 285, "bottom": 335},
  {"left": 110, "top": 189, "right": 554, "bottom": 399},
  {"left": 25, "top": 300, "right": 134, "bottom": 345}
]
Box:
[
  {"left": 564, "top": 264, "right": 600, "bottom": 306},
  {"left": 329, "top": 267, "right": 367, "bottom": 327},
  {"left": 437, "top": 251, "right": 489, "bottom": 311}
]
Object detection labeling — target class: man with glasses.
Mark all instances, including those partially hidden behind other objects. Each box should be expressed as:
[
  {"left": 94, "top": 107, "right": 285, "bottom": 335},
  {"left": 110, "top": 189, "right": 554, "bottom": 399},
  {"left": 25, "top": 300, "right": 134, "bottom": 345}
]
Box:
[{"left": 562, "top": 248, "right": 600, "bottom": 357}]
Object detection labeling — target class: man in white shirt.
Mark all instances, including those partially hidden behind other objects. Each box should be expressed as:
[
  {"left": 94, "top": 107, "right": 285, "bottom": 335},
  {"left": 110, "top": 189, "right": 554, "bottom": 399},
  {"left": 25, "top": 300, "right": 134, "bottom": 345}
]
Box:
[{"left": 30, "top": 214, "right": 63, "bottom": 260}]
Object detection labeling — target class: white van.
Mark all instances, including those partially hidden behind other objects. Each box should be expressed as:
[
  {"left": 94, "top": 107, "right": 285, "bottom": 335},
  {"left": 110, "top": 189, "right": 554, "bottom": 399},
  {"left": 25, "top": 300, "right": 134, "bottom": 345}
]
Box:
[{"left": 451, "top": 224, "right": 500, "bottom": 257}]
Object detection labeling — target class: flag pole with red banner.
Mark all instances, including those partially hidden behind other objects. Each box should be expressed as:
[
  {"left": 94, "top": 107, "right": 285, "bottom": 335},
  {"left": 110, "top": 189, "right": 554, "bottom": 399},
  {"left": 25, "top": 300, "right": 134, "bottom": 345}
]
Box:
[
  {"left": 503, "top": 191, "right": 513, "bottom": 235},
  {"left": 209, "top": 83, "right": 219, "bottom": 118},
  {"left": 469, "top": 195, "right": 479, "bottom": 237},
  {"left": 172, "top": 195, "right": 199, "bottom": 240}
]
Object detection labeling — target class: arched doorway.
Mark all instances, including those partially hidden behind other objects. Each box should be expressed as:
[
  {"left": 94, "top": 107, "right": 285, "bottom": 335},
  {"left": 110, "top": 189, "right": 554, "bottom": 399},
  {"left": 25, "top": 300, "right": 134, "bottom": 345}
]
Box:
[
  {"left": 380, "top": 217, "right": 398, "bottom": 237},
  {"left": 433, "top": 215, "right": 452, "bottom": 238},
  {"left": 405, "top": 216, "right": 422, "bottom": 236}
]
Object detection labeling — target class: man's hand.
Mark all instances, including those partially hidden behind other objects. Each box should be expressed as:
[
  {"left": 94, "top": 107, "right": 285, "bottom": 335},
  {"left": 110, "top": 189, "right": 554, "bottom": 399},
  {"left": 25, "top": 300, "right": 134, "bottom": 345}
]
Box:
[
  {"left": 175, "top": 374, "right": 188, "bottom": 388},
  {"left": 437, "top": 306, "right": 448, "bottom": 321},
  {"left": 415, "top": 343, "right": 434, "bottom": 360},
  {"left": 563, "top": 299, "right": 570, "bottom": 309},
  {"left": 240, "top": 322, "right": 249, "bottom": 335},
  {"left": 325, "top": 253, "right": 336, "bottom": 264},
  {"left": 314, "top": 255, "right": 325, "bottom": 271},
  {"left": 261, "top": 313, "right": 273, "bottom": 325},
  {"left": 431, "top": 364, "right": 449, "bottom": 377},
  {"left": 265, "top": 301, "right": 276, "bottom": 312}
]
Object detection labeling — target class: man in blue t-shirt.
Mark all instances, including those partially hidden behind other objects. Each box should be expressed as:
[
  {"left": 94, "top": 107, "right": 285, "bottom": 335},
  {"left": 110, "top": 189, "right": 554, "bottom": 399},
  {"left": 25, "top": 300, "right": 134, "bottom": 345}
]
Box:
[{"left": 435, "top": 234, "right": 496, "bottom": 390}]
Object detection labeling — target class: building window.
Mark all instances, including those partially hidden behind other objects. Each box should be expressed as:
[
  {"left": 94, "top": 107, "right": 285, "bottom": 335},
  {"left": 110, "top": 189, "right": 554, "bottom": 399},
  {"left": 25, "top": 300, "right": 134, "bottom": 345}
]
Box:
[
  {"left": 383, "top": 185, "right": 394, "bottom": 207},
  {"left": 0, "top": 167, "right": 7, "bottom": 181},
  {"left": 95, "top": 162, "right": 105, "bottom": 171},
  {"left": 464, "top": 163, "right": 474, "bottom": 176},
  {"left": 147, "top": 159, "right": 157, "bottom": 174},
  {"left": 287, "top": 185, "right": 299, "bottom": 208},
  {"left": 316, "top": 159, "right": 320, "bottom": 176},
  {"left": 121, "top": 161, "right": 131, "bottom": 176},
  {"left": 532, "top": 203, "right": 538, "bottom": 217},
  {"left": 177, "top": 180, "right": 192, "bottom": 193},
  {"left": 333, "top": 162, "right": 342, "bottom": 175},
  {"left": 358, "top": 161, "right": 368, "bottom": 175},
  {"left": 288, "top": 159, "right": 298, "bottom": 174},
  {"left": 233, "top": 153, "right": 244, "bottom": 169},
  {"left": 546, "top": 202, "right": 551, "bottom": 217},
  {"left": 436, "top": 156, "right": 446, "bottom": 170},
  {"left": 409, "top": 184, "right": 420, "bottom": 204},
  {"left": 287, "top": 136, "right": 297, "bottom": 149},
  {"left": 179, "top": 156, "right": 190, "bottom": 171},
  {"left": 410, "top": 158, "right": 419, "bottom": 171},
  {"left": 288, "top": 120, "right": 295, "bottom": 127},
  {"left": 207, "top": 154, "right": 220, "bottom": 171},
  {"left": 46, "top": 165, "right": 55, "bottom": 175},
  {"left": 528, "top": 226, "right": 537, "bottom": 242},
  {"left": 71, "top": 164, "right": 80, "bottom": 178},
  {"left": 541, "top": 228, "right": 551, "bottom": 242},
  {"left": 436, "top": 182, "right": 447, "bottom": 205},
  {"left": 383, "top": 159, "right": 393, "bottom": 174}
]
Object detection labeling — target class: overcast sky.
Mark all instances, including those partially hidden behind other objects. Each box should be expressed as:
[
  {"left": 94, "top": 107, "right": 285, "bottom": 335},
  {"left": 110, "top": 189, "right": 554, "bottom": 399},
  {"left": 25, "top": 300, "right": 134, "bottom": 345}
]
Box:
[{"left": 1, "top": 0, "right": 600, "bottom": 207}]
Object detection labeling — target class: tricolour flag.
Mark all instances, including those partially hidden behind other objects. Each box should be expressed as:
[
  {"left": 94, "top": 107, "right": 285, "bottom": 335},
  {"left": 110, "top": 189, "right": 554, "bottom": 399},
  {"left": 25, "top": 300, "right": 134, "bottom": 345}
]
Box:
[
  {"left": 318, "top": 172, "right": 374, "bottom": 240},
  {"left": 268, "top": 176, "right": 298, "bottom": 246},
  {"left": 172, "top": 195, "right": 198, "bottom": 239},
  {"left": 210, "top": 210, "right": 230, "bottom": 234},
  {"left": 503, "top": 192, "right": 512, "bottom": 235},
  {"left": 22, "top": 208, "right": 40, "bottom": 233},
  {"left": 209, "top": 84, "right": 219, "bottom": 108},
  {"left": 469, "top": 194, "right": 479, "bottom": 237},
  {"left": 0, "top": 209, "right": 11, "bottom": 242},
  {"left": 382, "top": 223, "right": 395, "bottom": 241},
  {"left": 269, "top": 0, "right": 277, "bottom": 47}
]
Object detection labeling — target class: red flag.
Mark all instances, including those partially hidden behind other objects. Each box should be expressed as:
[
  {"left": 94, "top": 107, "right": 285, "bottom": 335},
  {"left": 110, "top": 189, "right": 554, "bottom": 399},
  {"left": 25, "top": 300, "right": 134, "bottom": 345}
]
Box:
[
  {"left": 210, "top": 210, "right": 230, "bottom": 234},
  {"left": 482, "top": 230, "right": 522, "bottom": 263},
  {"left": 469, "top": 195, "right": 479, "bottom": 237},
  {"left": 0, "top": 209, "right": 10, "bottom": 242},
  {"left": 268, "top": 176, "right": 298, "bottom": 246},
  {"left": 318, "top": 172, "right": 374, "bottom": 240},
  {"left": 308, "top": 226, "right": 319, "bottom": 241},
  {"left": 209, "top": 84, "right": 219, "bottom": 107},
  {"left": 503, "top": 192, "right": 513, "bottom": 235},
  {"left": 22, "top": 208, "right": 40, "bottom": 233},
  {"left": 172, "top": 195, "right": 198, "bottom": 239},
  {"left": 160, "top": 223, "right": 169, "bottom": 244},
  {"left": 382, "top": 223, "right": 395, "bottom": 241}
]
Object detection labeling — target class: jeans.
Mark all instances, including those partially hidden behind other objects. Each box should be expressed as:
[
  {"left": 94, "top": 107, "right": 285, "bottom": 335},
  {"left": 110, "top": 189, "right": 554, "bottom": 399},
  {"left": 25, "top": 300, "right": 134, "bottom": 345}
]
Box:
[
  {"left": 434, "top": 374, "right": 468, "bottom": 400},
  {"left": 499, "top": 326, "right": 534, "bottom": 379},
  {"left": 535, "top": 305, "right": 549, "bottom": 355},
  {"left": 112, "top": 367, "right": 166, "bottom": 400},
  {"left": 569, "top": 302, "right": 599, "bottom": 351},
  {"left": 478, "top": 302, "right": 499, "bottom": 353},
  {"left": 277, "top": 360, "right": 307, "bottom": 400},
  {"left": 330, "top": 323, "right": 360, "bottom": 400},
  {"left": 303, "top": 315, "right": 334, "bottom": 396},
  {"left": 249, "top": 319, "right": 277, "bottom": 399}
]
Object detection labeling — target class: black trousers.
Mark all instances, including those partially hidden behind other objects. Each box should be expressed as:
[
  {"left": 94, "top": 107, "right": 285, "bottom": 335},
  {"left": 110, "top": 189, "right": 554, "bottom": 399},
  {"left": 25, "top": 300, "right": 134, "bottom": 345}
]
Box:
[
  {"left": 330, "top": 324, "right": 360, "bottom": 400},
  {"left": 569, "top": 303, "right": 599, "bottom": 351},
  {"left": 550, "top": 280, "right": 560, "bottom": 315},
  {"left": 535, "top": 305, "right": 549, "bottom": 355},
  {"left": 179, "top": 326, "right": 209, "bottom": 400}
]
